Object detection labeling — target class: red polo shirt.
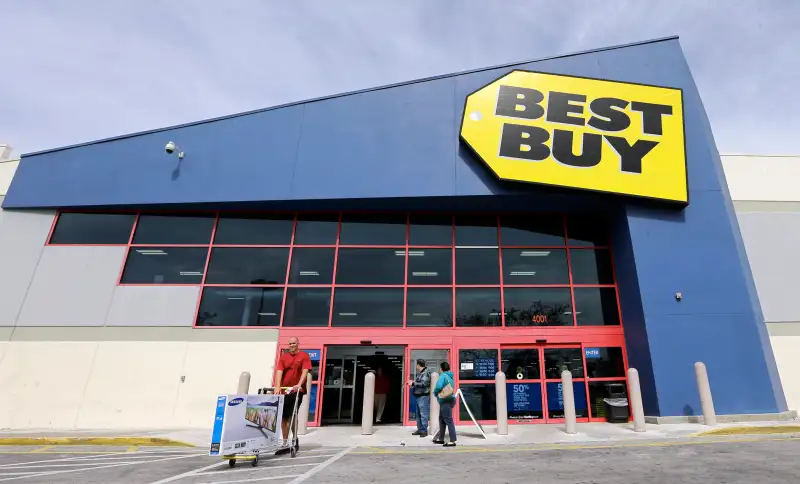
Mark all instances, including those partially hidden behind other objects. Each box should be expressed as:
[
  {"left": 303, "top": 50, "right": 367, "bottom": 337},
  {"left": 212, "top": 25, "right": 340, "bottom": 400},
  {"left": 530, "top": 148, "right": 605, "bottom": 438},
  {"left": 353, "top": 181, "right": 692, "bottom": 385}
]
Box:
[{"left": 277, "top": 350, "right": 312, "bottom": 393}]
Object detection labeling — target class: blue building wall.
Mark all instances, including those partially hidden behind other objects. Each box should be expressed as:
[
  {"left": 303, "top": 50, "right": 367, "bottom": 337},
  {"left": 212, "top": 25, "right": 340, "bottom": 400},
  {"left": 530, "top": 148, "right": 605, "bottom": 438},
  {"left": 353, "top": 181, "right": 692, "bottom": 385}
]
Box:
[{"left": 3, "top": 37, "right": 786, "bottom": 416}]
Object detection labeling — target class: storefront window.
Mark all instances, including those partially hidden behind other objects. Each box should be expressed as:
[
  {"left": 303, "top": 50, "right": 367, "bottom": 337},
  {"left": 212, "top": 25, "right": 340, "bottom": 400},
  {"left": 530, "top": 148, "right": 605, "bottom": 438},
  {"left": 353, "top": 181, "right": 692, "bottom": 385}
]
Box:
[
  {"left": 59, "top": 211, "right": 621, "bottom": 330},
  {"left": 409, "top": 214, "right": 452, "bottom": 246},
  {"left": 331, "top": 288, "right": 403, "bottom": 327},
  {"left": 195, "top": 287, "right": 283, "bottom": 326},
  {"left": 501, "top": 248, "right": 569, "bottom": 284},
  {"left": 133, "top": 214, "right": 215, "bottom": 245},
  {"left": 570, "top": 249, "right": 615, "bottom": 285},
  {"left": 459, "top": 349, "right": 498, "bottom": 380},
  {"left": 205, "top": 248, "right": 289, "bottom": 285},
  {"left": 499, "top": 214, "right": 564, "bottom": 246},
  {"left": 213, "top": 214, "right": 294, "bottom": 245},
  {"left": 294, "top": 214, "right": 338, "bottom": 245},
  {"left": 455, "top": 288, "right": 501, "bottom": 327},
  {"left": 501, "top": 349, "right": 541, "bottom": 380},
  {"left": 406, "top": 288, "right": 452, "bottom": 327},
  {"left": 459, "top": 384, "right": 497, "bottom": 421},
  {"left": 288, "top": 248, "right": 335, "bottom": 284},
  {"left": 121, "top": 247, "right": 207, "bottom": 284},
  {"left": 335, "top": 248, "right": 404, "bottom": 285},
  {"left": 339, "top": 214, "right": 406, "bottom": 246},
  {"left": 504, "top": 288, "right": 573, "bottom": 326},
  {"left": 49, "top": 212, "right": 136, "bottom": 245},
  {"left": 585, "top": 347, "right": 625, "bottom": 378},
  {"left": 543, "top": 348, "right": 585, "bottom": 379},
  {"left": 574, "top": 288, "right": 620, "bottom": 326},
  {"left": 407, "top": 249, "right": 452, "bottom": 285}
]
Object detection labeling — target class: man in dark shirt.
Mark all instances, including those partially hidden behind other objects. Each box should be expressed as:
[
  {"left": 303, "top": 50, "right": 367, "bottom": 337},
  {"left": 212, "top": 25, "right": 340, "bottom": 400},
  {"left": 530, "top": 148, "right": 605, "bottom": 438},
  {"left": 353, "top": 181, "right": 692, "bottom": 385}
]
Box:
[
  {"left": 406, "top": 359, "right": 431, "bottom": 437},
  {"left": 274, "top": 337, "right": 311, "bottom": 452}
]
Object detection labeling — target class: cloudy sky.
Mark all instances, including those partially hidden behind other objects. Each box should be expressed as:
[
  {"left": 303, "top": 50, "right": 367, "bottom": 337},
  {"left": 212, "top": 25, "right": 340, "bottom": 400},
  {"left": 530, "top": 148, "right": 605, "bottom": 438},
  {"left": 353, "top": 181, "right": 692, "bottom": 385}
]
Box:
[{"left": 2, "top": 0, "right": 797, "bottom": 156}]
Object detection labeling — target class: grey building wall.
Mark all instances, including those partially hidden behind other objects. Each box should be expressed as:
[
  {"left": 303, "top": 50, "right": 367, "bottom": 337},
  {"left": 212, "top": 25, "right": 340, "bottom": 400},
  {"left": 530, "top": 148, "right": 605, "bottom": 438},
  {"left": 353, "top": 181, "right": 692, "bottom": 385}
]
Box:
[
  {"left": 0, "top": 203, "right": 55, "bottom": 327},
  {"left": 0, "top": 210, "right": 203, "bottom": 328},
  {"left": 735, "top": 204, "right": 800, "bottom": 324},
  {"left": 106, "top": 286, "right": 201, "bottom": 327}
]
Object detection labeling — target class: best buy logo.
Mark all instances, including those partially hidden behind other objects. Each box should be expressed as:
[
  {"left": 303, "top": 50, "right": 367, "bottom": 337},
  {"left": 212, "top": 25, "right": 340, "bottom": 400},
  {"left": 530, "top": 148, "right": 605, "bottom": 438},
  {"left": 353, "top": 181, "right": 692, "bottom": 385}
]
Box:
[{"left": 460, "top": 70, "right": 688, "bottom": 204}]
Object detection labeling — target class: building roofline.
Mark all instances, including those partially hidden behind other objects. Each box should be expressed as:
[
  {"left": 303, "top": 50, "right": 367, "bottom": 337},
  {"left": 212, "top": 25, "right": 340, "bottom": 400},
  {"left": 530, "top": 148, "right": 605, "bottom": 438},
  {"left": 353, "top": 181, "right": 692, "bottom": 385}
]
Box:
[{"left": 23, "top": 35, "right": 680, "bottom": 158}]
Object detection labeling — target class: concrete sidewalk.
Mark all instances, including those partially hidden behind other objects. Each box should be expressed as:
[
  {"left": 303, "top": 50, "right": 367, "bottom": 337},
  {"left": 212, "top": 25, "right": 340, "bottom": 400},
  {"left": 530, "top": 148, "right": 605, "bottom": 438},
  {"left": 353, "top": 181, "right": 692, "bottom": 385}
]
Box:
[{"left": 2, "top": 419, "right": 798, "bottom": 448}]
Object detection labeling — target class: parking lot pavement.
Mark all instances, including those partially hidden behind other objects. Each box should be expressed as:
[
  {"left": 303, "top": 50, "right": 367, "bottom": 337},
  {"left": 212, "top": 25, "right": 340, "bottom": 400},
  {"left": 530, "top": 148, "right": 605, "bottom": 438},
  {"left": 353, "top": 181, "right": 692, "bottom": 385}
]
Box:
[
  {"left": 308, "top": 436, "right": 800, "bottom": 484},
  {"left": 0, "top": 445, "right": 351, "bottom": 483}
]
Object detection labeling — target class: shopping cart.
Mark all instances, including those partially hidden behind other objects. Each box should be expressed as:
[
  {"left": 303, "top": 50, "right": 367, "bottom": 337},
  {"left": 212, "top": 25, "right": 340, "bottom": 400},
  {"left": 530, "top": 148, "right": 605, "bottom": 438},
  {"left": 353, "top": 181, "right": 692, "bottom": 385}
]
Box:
[{"left": 222, "top": 386, "right": 301, "bottom": 468}]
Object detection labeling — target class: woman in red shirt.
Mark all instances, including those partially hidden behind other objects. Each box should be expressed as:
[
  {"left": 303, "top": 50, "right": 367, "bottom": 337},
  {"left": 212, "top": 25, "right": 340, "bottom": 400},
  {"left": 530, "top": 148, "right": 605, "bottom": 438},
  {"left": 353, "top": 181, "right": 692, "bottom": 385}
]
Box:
[{"left": 374, "top": 367, "right": 390, "bottom": 423}]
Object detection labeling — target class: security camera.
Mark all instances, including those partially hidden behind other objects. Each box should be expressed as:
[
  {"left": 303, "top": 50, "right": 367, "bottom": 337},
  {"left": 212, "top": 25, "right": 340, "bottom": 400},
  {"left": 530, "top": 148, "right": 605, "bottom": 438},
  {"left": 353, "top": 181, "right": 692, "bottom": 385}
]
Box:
[{"left": 165, "top": 141, "right": 184, "bottom": 159}]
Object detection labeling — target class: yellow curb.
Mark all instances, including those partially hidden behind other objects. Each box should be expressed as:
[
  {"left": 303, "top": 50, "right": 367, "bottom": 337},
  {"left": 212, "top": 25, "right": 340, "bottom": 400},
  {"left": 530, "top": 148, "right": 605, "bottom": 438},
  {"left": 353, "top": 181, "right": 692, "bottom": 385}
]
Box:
[
  {"left": 691, "top": 425, "right": 800, "bottom": 437},
  {"left": 0, "top": 437, "right": 195, "bottom": 447}
]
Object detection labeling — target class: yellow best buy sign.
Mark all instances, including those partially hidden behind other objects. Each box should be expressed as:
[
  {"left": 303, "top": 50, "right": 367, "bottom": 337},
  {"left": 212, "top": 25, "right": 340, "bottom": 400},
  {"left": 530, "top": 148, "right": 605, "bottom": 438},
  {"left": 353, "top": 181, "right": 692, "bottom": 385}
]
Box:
[{"left": 460, "top": 70, "right": 688, "bottom": 203}]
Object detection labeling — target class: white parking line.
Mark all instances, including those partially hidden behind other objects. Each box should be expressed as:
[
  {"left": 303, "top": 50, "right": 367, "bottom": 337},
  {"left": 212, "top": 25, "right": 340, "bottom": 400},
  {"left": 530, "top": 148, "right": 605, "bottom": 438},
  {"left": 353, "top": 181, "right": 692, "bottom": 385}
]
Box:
[
  {"left": 196, "top": 475, "right": 302, "bottom": 484},
  {"left": 194, "top": 462, "right": 317, "bottom": 476},
  {"left": 288, "top": 446, "right": 355, "bottom": 484},
  {"left": 0, "top": 453, "right": 200, "bottom": 482},
  {"left": 147, "top": 460, "right": 229, "bottom": 484}
]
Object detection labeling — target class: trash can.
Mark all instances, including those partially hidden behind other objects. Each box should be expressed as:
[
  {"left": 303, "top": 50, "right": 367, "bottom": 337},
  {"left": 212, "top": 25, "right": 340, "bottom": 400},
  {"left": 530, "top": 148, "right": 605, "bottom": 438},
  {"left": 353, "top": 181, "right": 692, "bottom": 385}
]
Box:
[{"left": 603, "top": 383, "right": 630, "bottom": 423}]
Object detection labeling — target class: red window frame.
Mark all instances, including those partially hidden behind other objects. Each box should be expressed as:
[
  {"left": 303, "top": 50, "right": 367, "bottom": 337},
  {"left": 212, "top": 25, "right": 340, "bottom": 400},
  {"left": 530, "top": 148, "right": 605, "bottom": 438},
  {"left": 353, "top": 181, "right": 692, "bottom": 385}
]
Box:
[{"left": 47, "top": 210, "right": 621, "bottom": 330}]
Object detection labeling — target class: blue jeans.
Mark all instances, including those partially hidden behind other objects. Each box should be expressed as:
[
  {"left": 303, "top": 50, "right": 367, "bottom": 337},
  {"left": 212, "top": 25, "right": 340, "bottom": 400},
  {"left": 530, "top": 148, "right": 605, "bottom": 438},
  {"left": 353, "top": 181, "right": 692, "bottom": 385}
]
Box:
[{"left": 414, "top": 395, "right": 430, "bottom": 432}]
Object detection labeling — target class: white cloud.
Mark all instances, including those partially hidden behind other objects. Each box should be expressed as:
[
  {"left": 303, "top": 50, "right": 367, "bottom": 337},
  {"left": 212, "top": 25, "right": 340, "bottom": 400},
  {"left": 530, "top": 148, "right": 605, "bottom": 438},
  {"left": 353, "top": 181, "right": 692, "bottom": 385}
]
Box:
[{"left": 1, "top": 0, "right": 797, "bottom": 155}]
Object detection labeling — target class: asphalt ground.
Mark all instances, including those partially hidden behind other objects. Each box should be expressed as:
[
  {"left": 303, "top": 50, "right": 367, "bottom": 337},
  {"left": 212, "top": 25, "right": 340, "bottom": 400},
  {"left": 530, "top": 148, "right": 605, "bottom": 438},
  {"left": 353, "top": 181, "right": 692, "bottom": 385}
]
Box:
[{"left": 0, "top": 435, "right": 798, "bottom": 483}]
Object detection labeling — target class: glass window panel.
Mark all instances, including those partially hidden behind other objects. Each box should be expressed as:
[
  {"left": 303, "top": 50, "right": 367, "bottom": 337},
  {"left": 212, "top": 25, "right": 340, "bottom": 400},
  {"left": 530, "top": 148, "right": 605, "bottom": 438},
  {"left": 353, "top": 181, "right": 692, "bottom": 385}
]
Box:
[
  {"left": 409, "top": 214, "right": 452, "bottom": 246},
  {"left": 507, "top": 382, "right": 544, "bottom": 421},
  {"left": 546, "top": 381, "right": 589, "bottom": 418},
  {"left": 50, "top": 213, "right": 136, "bottom": 244},
  {"left": 288, "top": 248, "right": 335, "bottom": 284},
  {"left": 504, "top": 288, "right": 573, "bottom": 326},
  {"left": 308, "top": 384, "right": 318, "bottom": 421},
  {"left": 455, "top": 215, "right": 498, "bottom": 246},
  {"left": 335, "top": 248, "right": 404, "bottom": 285},
  {"left": 213, "top": 214, "right": 293, "bottom": 245},
  {"left": 132, "top": 214, "right": 214, "bottom": 245},
  {"left": 459, "top": 384, "right": 497, "bottom": 421},
  {"left": 294, "top": 214, "right": 338, "bottom": 245},
  {"left": 339, "top": 213, "right": 406, "bottom": 245},
  {"left": 589, "top": 381, "right": 628, "bottom": 419},
  {"left": 544, "top": 348, "right": 585, "bottom": 379},
  {"left": 499, "top": 214, "right": 565, "bottom": 246},
  {"left": 575, "top": 288, "right": 620, "bottom": 326},
  {"left": 502, "top": 249, "right": 569, "bottom": 284},
  {"left": 406, "top": 288, "right": 452, "bottom": 327},
  {"left": 331, "top": 288, "right": 403, "bottom": 327},
  {"left": 459, "top": 349, "right": 498, "bottom": 380},
  {"left": 195, "top": 287, "right": 283, "bottom": 327},
  {"left": 455, "top": 248, "right": 500, "bottom": 285},
  {"left": 585, "top": 347, "right": 625, "bottom": 378},
  {"left": 455, "top": 288, "right": 501, "bottom": 327},
  {"left": 501, "top": 349, "right": 541, "bottom": 380},
  {"left": 570, "top": 249, "right": 615, "bottom": 285},
  {"left": 283, "top": 288, "right": 331, "bottom": 326},
  {"left": 407, "top": 249, "right": 451, "bottom": 285},
  {"left": 121, "top": 247, "right": 207, "bottom": 284},
  {"left": 205, "top": 248, "right": 288, "bottom": 285},
  {"left": 567, "top": 216, "right": 608, "bottom": 247}
]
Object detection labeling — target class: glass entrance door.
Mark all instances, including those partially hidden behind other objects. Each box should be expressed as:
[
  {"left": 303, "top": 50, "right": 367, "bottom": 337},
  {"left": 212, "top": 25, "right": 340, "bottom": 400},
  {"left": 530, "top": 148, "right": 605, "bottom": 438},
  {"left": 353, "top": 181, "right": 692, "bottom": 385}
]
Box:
[
  {"left": 405, "top": 348, "right": 450, "bottom": 426},
  {"left": 321, "top": 356, "right": 357, "bottom": 423},
  {"left": 501, "top": 345, "right": 589, "bottom": 423}
]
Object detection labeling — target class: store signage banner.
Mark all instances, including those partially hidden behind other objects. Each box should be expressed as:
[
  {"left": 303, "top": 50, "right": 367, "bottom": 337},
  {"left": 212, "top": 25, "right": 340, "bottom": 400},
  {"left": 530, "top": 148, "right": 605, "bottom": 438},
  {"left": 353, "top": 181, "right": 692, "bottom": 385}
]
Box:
[
  {"left": 209, "top": 394, "right": 285, "bottom": 456},
  {"left": 460, "top": 70, "right": 688, "bottom": 204}
]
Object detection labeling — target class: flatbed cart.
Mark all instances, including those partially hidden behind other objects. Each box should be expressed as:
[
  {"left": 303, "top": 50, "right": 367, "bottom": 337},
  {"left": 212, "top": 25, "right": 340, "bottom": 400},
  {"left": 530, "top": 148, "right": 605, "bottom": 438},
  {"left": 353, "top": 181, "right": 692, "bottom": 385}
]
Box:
[{"left": 223, "top": 386, "right": 301, "bottom": 468}]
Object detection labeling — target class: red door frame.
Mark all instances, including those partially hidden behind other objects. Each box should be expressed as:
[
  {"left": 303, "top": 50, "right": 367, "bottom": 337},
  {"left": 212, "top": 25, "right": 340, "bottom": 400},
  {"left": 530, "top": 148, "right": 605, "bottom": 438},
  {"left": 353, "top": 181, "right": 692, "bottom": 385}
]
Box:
[{"left": 277, "top": 326, "right": 628, "bottom": 427}]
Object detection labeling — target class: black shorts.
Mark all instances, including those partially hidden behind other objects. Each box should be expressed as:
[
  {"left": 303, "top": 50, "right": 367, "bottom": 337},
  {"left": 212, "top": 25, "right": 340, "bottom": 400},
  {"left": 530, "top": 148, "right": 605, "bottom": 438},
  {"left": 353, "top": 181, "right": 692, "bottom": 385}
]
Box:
[{"left": 283, "top": 392, "right": 304, "bottom": 420}]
